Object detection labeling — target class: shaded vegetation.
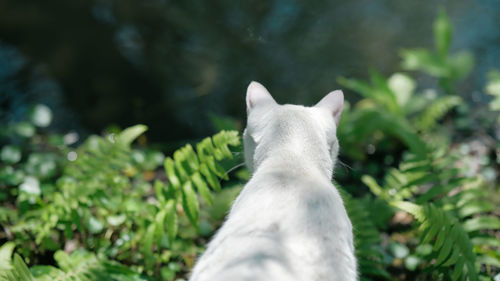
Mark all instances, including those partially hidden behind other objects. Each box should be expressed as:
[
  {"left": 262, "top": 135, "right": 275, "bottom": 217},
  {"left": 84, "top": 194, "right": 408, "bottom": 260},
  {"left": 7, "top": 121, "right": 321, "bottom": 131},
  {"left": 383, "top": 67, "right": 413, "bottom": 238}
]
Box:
[{"left": 1, "top": 10, "right": 499, "bottom": 281}]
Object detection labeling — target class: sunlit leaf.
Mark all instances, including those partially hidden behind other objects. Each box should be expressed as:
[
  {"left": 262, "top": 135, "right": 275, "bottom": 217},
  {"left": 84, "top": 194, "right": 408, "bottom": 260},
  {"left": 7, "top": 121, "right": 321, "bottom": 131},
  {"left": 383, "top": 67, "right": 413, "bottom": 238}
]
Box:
[
  {"left": 19, "top": 176, "right": 41, "bottom": 196},
  {"left": 14, "top": 122, "right": 35, "bottom": 138},
  {"left": 192, "top": 172, "right": 213, "bottom": 205},
  {"left": 485, "top": 69, "right": 500, "bottom": 118},
  {"left": 448, "top": 51, "right": 474, "bottom": 79},
  {"left": 165, "top": 199, "right": 178, "bottom": 243},
  {"left": 0, "top": 145, "right": 21, "bottom": 164},
  {"left": 181, "top": 181, "right": 199, "bottom": 228},
  {"left": 107, "top": 214, "right": 126, "bottom": 226},
  {"left": 405, "top": 255, "right": 420, "bottom": 271},
  {"left": 30, "top": 266, "right": 65, "bottom": 280},
  {"left": 389, "top": 242, "right": 409, "bottom": 259},
  {"left": 388, "top": 73, "right": 415, "bottom": 107},
  {"left": 400, "top": 49, "right": 449, "bottom": 77},
  {"left": 116, "top": 124, "right": 148, "bottom": 148},
  {"left": 87, "top": 216, "right": 104, "bottom": 234},
  {"left": 434, "top": 9, "right": 452, "bottom": 58},
  {"left": 464, "top": 216, "right": 500, "bottom": 232},
  {"left": 0, "top": 242, "right": 15, "bottom": 271},
  {"left": 30, "top": 104, "right": 52, "bottom": 128}
]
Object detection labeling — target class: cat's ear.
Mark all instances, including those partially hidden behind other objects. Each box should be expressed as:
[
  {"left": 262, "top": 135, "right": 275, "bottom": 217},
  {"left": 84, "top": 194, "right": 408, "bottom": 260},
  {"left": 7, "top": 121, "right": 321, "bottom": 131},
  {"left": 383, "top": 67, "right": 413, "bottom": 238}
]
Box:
[
  {"left": 315, "top": 90, "right": 344, "bottom": 126},
  {"left": 246, "top": 81, "right": 276, "bottom": 111}
]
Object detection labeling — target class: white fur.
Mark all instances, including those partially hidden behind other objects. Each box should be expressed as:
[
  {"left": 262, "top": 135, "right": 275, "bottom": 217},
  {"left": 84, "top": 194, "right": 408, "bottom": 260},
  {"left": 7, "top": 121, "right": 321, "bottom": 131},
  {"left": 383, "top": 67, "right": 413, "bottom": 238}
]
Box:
[{"left": 189, "top": 81, "right": 357, "bottom": 281}]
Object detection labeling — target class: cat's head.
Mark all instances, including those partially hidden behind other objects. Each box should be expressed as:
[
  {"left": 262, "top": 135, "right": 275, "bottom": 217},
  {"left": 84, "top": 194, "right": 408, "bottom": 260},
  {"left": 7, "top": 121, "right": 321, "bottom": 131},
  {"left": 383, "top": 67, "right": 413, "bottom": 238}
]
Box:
[{"left": 243, "top": 81, "right": 344, "bottom": 176}]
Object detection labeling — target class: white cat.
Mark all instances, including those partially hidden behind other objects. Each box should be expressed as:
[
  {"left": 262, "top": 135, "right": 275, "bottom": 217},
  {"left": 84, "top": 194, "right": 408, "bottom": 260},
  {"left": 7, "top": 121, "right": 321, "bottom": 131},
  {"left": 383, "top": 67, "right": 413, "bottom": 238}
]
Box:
[{"left": 189, "top": 82, "right": 357, "bottom": 281}]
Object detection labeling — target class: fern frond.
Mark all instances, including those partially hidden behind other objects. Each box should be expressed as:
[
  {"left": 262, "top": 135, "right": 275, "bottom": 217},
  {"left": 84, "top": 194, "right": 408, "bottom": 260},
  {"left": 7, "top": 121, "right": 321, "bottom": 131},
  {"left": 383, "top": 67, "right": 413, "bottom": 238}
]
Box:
[
  {"left": 340, "top": 190, "right": 390, "bottom": 280},
  {"left": 31, "top": 250, "right": 148, "bottom": 281},
  {"left": 485, "top": 69, "right": 500, "bottom": 123},
  {"left": 369, "top": 147, "right": 500, "bottom": 278},
  {"left": 163, "top": 130, "right": 240, "bottom": 228},
  {"left": 0, "top": 242, "right": 34, "bottom": 281},
  {"left": 413, "top": 95, "right": 462, "bottom": 131},
  {"left": 9, "top": 254, "right": 36, "bottom": 281},
  {"left": 392, "top": 201, "right": 478, "bottom": 281},
  {"left": 137, "top": 131, "right": 241, "bottom": 267},
  {"left": 338, "top": 72, "right": 402, "bottom": 116}
]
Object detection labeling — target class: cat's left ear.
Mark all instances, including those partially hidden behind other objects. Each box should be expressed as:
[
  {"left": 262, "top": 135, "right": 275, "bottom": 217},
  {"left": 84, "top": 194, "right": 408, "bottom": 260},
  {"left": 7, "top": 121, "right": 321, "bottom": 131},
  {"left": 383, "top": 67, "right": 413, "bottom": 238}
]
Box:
[
  {"left": 246, "top": 81, "right": 276, "bottom": 112},
  {"left": 314, "top": 90, "right": 344, "bottom": 126}
]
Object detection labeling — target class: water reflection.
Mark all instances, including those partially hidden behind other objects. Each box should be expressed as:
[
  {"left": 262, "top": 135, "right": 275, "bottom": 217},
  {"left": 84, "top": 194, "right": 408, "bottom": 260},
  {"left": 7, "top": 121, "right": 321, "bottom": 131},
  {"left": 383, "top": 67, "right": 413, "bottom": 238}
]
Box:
[{"left": 0, "top": 0, "right": 498, "bottom": 143}]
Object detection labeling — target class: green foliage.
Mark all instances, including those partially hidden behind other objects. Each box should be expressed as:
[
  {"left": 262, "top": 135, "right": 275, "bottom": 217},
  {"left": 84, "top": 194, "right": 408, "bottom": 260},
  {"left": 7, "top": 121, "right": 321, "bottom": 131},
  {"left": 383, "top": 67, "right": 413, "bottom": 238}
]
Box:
[
  {"left": 392, "top": 202, "right": 478, "bottom": 280},
  {"left": 413, "top": 95, "right": 462, "bottom": 132},
  {"left": 485, "top": 69, "right": 500, "bottom": 123},
  {"left": 341, "top": 190, "right": 390, "bottom": 281},
  {"left": 2, "top": 9, "right": 499, "bottom": 281},
  {"left": 400, "top": 9, "right": 474, "bottom": 94},
  {"left": 0, "top": 242, "right": 148, "bottom": 281},
  {"left": 163, "top": 130, "right": 240, "bottom": 227},
  {"left": 341, "top": 14, "right": 500, "bottom": 277},
  {"left": 363, "top": 149, "right": 500, "bottom": 279},
  {"left": 0, "top": 111, "right": 241, "bottom": 279},
  {"left": 337, "top": 11, "right": 469, "bottom": 164},
  {"left": 337, "top": 71, "right": 440, "bottom": 159}
]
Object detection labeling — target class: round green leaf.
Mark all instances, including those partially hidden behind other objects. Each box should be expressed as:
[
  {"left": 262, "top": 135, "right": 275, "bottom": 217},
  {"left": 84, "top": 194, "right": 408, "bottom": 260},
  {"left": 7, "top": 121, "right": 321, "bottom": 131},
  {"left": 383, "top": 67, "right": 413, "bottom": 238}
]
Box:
[
  {"left": 388, "top": 73, "right": 415, "bottom": 107},
  {"left": 19, "top": 176, "right": 41, "bottom": 195},
  {"left": 87, "top": 216, "right": 104, "bottom": 234},
  {"left": 107, "top": 214, "right": 126, "bottom": 226},
  {"left": 404, "top": 255, "right": 421, "bottom": 271},
  {"left": 0, "top": 145, "right": 21, "bottom": 164},
  {"left": 389, "top": 242, "right": 409, "bottom": 259},
  {"left": 415, "top": 244, "right": 433, "bottom": 256},
  {"left": 14, "top": 122, "right": 35, "bottom": 138},
  {"left": 30, "top": 104, "right": 53, "bottom": 127},
  {"left": 161, "top": 267, "right": 176, "bottom": 280}
]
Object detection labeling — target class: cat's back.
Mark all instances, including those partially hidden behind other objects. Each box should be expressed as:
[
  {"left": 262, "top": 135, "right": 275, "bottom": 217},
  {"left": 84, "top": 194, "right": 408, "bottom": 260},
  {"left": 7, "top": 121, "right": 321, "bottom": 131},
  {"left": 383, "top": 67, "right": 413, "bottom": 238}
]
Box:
[{"left": 190, "top": 172, "right": 355, "bottom": 281}]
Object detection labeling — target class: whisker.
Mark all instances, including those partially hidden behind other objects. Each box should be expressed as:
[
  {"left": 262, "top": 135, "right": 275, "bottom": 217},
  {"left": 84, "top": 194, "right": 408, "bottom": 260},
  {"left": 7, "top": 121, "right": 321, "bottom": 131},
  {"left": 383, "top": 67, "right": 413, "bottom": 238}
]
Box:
[
  {"left": 337, "top": 159, "right": 353, "bottom": 171},
  {"left": 220, "top": 162, "right": 246, "bottom": 182}
]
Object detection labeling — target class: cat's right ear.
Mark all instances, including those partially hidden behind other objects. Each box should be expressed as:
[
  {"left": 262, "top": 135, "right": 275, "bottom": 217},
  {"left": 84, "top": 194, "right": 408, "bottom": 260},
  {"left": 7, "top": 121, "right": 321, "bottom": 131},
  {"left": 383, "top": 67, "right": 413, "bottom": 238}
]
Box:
[
  {"left": 246, "top": 81, "right": 276, "bottom": 111},
  {"left": 315, "top": 90, "right": 344, "bottom": 126}
]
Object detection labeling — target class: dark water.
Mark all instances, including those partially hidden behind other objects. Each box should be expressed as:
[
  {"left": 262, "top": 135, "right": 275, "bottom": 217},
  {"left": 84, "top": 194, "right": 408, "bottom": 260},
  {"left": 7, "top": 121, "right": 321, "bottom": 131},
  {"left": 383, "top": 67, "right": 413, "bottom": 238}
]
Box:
[{"left": 1, "top": 0, "right": 499, "bottom": 143}]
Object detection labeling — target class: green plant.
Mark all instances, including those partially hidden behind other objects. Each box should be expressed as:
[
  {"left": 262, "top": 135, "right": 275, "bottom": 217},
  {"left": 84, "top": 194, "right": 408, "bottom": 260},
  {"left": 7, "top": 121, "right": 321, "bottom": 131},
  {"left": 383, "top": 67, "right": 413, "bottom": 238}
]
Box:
[
  {"left": 363, "top": 149, "right": 500, "bottom": 280},
  {"left": 163, "top": 130, "right": 241, "bottom": 228},
  {"left": 400, "top": 9, "right": 474, "bottom": 94},
  {"left": 337, "top": 10, "right": 468, "bottom": 162},
  {"left": 0, "top": 109, "right": 241, "bottom": 279},
  {"left": 0, "top": 242, "right": 148, "bottom": 281},
  {"left": 340, "top": 189, "right": 391, "bottom": 281},
  {"left": 485, "top": 69, "right": 500, "bottom": 123},
  {"left": 2, "top": 8, "right": 500, "bottom": 281}
]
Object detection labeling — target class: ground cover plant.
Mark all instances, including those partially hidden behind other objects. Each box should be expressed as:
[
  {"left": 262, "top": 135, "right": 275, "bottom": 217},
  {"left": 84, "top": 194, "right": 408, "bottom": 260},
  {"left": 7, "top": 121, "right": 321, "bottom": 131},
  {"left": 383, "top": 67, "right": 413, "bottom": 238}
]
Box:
[{"left": 1, "top": 10, "right": 499, "bottom": 281}]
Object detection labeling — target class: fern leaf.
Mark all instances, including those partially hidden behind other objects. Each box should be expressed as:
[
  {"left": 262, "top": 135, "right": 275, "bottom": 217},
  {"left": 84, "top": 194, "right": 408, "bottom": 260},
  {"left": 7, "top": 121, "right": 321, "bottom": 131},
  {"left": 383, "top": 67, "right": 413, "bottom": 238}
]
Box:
[
  {"left": 463, "top": 216, "right": 500, "bottom": 232},
  {"left": 163, "top": 130, "right": 240, "bottom": 223},
  {"left": 0, "top": 253, "right": 36, "bottom": 281},
  {"left": 0, "top": 242, "right": 15, "bottom": 271},
  {"left": 341, "top": 190, "right": 390, "bottom": 280},
  {"left": 413, "top": 95, "right": 462, "bottom": 131},
  {"left": 165, "top": 199, "right": 178, "bottom": 243},
  {"left": 30, "top": 250, "right": 148, "bottom": 280},
  {"left": 115, "top": 124, "right": 148, "bottom": 148},
  {"left": 192, "top": 172, "right": 214, "bottom": 205},
  {"left": 458, "top": 201, "right": 494, "bottom": 218},
  {"left": 181, "top": 181, "right": 200, "bottom": 228},
  {"left": 392, "top": 201, "right": 478, "bottom": 280},
  {"left": 471, "top": 236, "right": 500, "bottom": 248},
  {"left": 485, "top": 69, "right": 500, "bottom": 122},
  {"left": 164, "top": 157, "right": 181, "bottom": 190},
  {"left": 13, "top": 254, "right": 35, "bottom": 281}
]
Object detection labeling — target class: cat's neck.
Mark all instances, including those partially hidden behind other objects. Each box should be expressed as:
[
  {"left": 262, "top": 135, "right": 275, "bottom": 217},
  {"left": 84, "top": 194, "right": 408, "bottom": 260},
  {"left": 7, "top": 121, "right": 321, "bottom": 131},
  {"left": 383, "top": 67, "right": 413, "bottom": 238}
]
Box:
[{"left": 253, "top": 138, "right": 334, "bottom": 181}]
